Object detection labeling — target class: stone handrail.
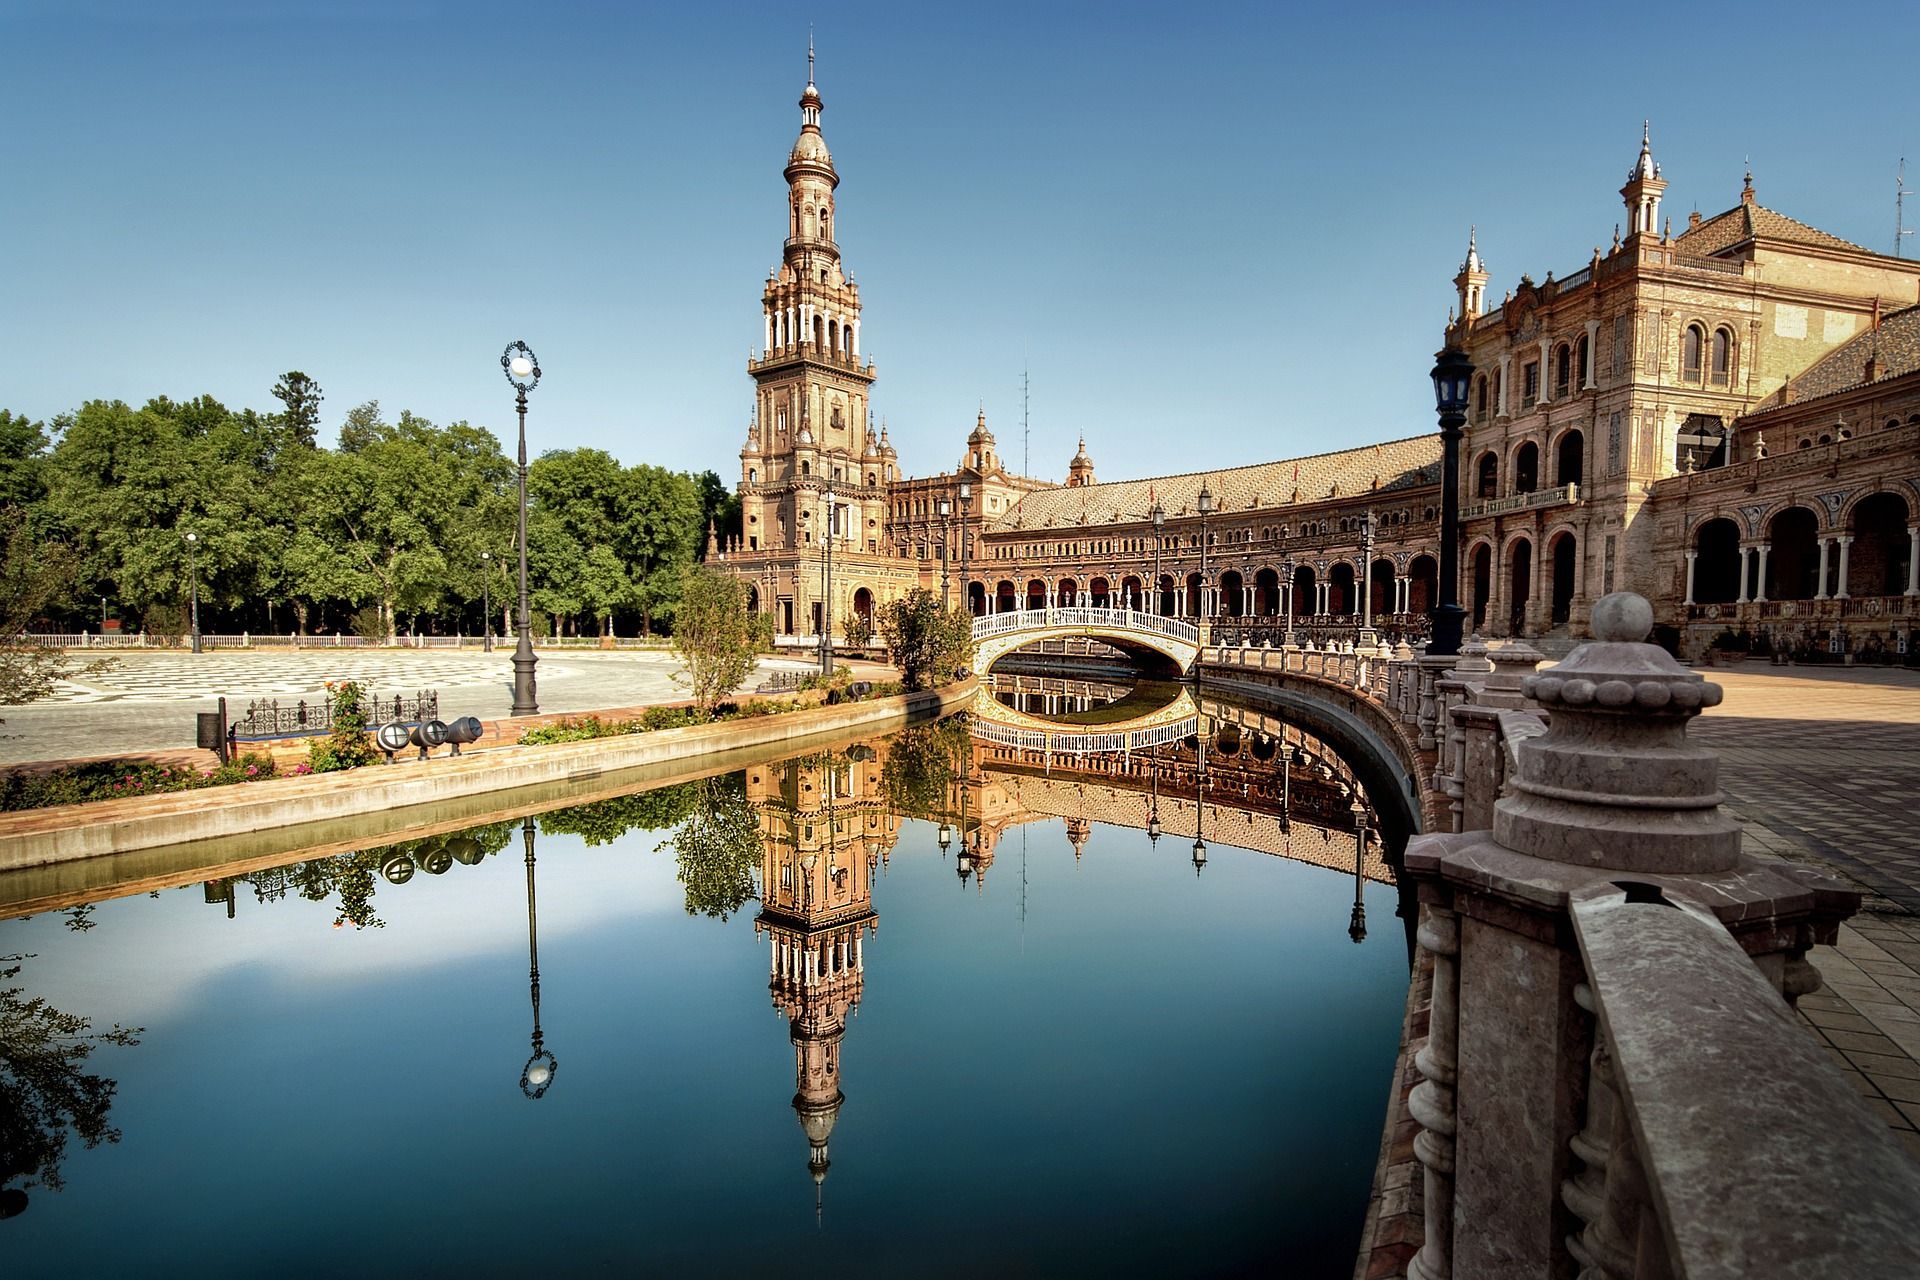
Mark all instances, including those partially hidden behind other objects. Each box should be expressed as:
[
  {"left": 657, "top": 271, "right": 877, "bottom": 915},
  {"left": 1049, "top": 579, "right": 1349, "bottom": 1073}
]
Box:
[
  {"left": 1462, "top": 481, "right": 1580, "bottom": 520},
  {"left": 1389, "top": 595, "right": 1916, "bottom": 1277}
]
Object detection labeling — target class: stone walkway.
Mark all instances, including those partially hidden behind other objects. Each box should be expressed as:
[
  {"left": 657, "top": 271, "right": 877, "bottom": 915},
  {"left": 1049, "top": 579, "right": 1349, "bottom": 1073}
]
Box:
[
  {"left": 0, "top": 648, "right": 833, "bottom": 765},
  {"left": 1695, "top": 665, "right": 1920, "bottom": 1159}
]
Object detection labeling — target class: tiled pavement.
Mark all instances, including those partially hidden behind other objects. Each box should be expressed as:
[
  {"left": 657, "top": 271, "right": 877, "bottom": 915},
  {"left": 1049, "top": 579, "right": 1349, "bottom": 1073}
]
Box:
[{"left": 1695, "top": 665, "right": 1920, "bottom": 1160}]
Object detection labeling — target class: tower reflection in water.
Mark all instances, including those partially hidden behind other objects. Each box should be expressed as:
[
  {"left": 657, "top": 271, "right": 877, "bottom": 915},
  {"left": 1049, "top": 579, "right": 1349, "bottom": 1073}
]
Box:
[
  {"left": 728, "top": 701, "right": 1396, "bottom": 1216},
  {"left": 748, "top": 748, "right": 892, "bottom": 1221}
]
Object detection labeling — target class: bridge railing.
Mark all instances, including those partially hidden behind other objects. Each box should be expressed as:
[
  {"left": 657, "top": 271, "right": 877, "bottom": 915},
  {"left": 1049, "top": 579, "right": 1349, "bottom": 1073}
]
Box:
[
  {"left": 971, "top": 607, "right": 1200, "bottom": 647},
  {"left": 969, "top": 714, "right": 1199, "bottom": 756}
]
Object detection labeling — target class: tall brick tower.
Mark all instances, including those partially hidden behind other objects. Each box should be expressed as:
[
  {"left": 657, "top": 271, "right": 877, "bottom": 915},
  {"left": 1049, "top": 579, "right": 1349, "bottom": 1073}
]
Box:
[{"left": 734, "top": 46, "right": 915, "bottom": 638}]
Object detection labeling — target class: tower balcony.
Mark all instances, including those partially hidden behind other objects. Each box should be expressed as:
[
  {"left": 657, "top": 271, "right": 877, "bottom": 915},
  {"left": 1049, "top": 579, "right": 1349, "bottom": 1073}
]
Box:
[{"left": 749, "top": 344, "right": 876, "bottom": 379}]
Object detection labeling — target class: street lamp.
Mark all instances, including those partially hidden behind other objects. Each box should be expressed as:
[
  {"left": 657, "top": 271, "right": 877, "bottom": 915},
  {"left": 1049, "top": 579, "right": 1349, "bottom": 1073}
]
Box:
[
  {"left": 819, "top": 486, "right": 836, "bottom": 677},
  {"left": 1279, "top": 741, "right": 1295, "bottom": 834},
  {"left": 1150, "top": 499, "right": 1165, "bottom": 616},
  {"left": 480, "top": 551, "right": 494, "bottom": 653},
  {"left": 1196, "top": 480, "right": 1214, "bottom": 625},
  {"left": 183, "top": 531, "right": 203, "bottom": 654},
  {"left": 1430, "top": 345, "right": 1473, "bottom": 657},
  {"left": 1358, "top": 509, "right": 1378, "bottom": 649},
  {"left": 519, "top": 817, "right": 557, "bottom": 1099},
  {"left": 957, "top": 483, "right": 972, "bottom": 615},
  {"left": 1349, "top": 799, "right": 1369, "bottom": 944},
  {"left": 937, "top": 496, "right": 953, "bottom": 610},
  {"left": 502, "top": 341, "right": 542, "bottom": 714}
]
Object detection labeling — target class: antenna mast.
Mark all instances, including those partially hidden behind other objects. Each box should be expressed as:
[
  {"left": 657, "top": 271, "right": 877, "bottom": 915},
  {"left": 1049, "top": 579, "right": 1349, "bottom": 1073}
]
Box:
[
  {"left": 1021, "top": 358, "right": 1030, "bottom": 477},
  {"left": 1897, "top": 158, "right": 1914, "bottom": 259}
]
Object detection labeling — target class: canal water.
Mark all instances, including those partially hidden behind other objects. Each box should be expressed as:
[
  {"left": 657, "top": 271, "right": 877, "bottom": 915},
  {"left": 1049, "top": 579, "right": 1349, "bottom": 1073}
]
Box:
[{"left": 1, "top": 696, "right": 1410, "bottom": 1277}]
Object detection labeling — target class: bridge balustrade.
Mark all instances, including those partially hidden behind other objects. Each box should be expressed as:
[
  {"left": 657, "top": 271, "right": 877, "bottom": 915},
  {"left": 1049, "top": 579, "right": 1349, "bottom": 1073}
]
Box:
[{"left": 971, "top": 606, "right": 1200, "bottom": 647}]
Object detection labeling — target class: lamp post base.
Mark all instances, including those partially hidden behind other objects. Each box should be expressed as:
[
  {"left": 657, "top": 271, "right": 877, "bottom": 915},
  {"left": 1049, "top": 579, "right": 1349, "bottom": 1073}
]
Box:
[
  {"left": 511, "top": 634, "right": 539, "bottom": 716},
  {"left": 1428, "top": 603, "right": 1468, "bottom": 658}
]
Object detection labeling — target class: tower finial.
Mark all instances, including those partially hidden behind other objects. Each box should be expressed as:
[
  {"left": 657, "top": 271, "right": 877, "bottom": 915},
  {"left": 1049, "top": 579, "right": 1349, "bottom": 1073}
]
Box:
[{"left": 808, "top": 27, "right": 815, "bottom": 84}]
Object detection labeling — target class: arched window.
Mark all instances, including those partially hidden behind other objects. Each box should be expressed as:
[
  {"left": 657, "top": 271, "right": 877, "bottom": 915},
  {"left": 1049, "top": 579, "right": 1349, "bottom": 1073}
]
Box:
[
  {"left": 1476, "top": 452, "right": 1499, "bottom": 499},
  {"left": 1682, "top": 324, "right": 1705, "bottom": 381},
  {"left": 801, "top": 461, "right": 810, "bottom": 476},
  {"left": 1554, "top": 344, "right": 1571, "bottom": 398},
  {"left": 748, "top": 468, "right": 757, "bottom": 484},
  {"left": 1574, "top": 335, "right": 1589, "bottom": 390},
  {"left": 1474, "top": 375, "right": 1489, "bottom": 422},
  {"left": 1710, "top": 328, "right": 1732, "bottom": 387},
  {"left": 1513, "top": 441, "right": 1539, "bottom": 494}
]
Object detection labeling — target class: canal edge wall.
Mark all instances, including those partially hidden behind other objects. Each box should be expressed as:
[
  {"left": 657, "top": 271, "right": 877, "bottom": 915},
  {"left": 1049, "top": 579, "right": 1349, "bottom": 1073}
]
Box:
[{"left": 0, "top": 679, "right": 977, "bottom": 873}]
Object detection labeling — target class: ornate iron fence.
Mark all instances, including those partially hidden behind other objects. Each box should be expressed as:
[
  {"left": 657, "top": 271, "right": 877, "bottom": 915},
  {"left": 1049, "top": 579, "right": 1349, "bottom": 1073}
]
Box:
[{"left": 230, "top": 690, "right": 439, "bottom": 740}]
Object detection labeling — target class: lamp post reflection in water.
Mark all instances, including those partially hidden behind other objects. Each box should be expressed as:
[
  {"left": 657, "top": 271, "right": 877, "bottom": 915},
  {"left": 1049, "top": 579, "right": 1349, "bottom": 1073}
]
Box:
[
  {"left": 1191, "top": 725, "right": 1209, "bottom": 876},
  {"left": 1348, "top": 799, "right": 1369, "bottom": 944},
  {"left": 519, "top": 816, "right": 557, "bottom": 1099}
]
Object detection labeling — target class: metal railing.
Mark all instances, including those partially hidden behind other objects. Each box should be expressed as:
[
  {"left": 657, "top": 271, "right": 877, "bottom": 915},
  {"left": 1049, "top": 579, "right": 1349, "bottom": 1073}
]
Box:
[{"left": 969, "top": 714, "right": 1199, "bottom": 756}]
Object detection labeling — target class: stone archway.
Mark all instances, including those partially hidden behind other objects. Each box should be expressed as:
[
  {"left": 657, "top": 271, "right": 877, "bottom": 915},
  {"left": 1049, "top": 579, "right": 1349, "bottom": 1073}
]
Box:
[
  {"left": 1850, "top": 492, "right": 1913, "bottom": 597},
  {"left": 1471, "top": 544, "right": 1492, "bottom": 630},
  {"left": 1508, "top": 539, "right": 1533, "bottom": 636},
  {"left": 1693, "top": 518, "right": 1741, "bottom": 604},
  {"left": 1766, "top": 507, "right": 1820, "bottom": 601},
  {"left": 1548, "top": 532, "right": 1576, "bottom": 626}
]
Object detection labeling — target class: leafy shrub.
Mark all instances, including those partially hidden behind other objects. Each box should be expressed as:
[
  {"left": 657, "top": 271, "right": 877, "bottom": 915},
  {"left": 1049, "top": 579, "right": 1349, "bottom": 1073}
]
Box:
[
  {"left": 0, "top": 751, "right": 279, "bottom": 812},
  {"left": 747, "top": 613, "right": 776, "bottom": 654},
  {"left": 308, "top": 681, "right": 380, "bottom": 773},
  {"left": 351, "top": 606, "right": 388, "bottom": 644}
]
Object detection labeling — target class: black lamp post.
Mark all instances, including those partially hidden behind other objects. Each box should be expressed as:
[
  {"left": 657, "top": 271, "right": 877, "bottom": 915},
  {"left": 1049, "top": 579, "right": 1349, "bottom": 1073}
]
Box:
[
  {"left": 1279, "top": 741, "right": 1294, "bottom": 834},
  {"left": 1349, "top": 799, "right": 1369, "bottom": 944},
  {"left": 502, "top": 341, "right": 542, "bottom": 714},
  {"left": 480, "top": 551, "right": 493, "bottom": 653},
  {"left": 1196, "top": 480, "right": 1215, "bottom": 624},
  {"left": 819, "top": 486, "right": 835, "bottom": 677},
  {"left": 938, "top": 495, "right": 952, "bottom": 610},
  {"left": 957, "top": 483, "right": 972, "bottom": 615},
  {"left": 1150, "top": 499, "right": 1165, "bottom": 615},
  {"left": 1429, "top": 345, "right": 1473, "bottom": 657},
  {"left": 519, "top": 816, "right": 557, "bottom": 1098},
  {"left": 184, "top": 531, "right": 202, "bottom": 654},
  {"left": 1358, "top": 509, "right": 1378, "bottom": 648}
]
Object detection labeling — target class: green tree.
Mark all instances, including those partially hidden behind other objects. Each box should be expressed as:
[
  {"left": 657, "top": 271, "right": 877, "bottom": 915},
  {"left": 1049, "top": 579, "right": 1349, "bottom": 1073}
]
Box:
[
  {"left": 876, "top": 588, "right": 975, "bottom": 690},
  {"left": 660, "top": 774, "right": 762, "bottom": 921},
  {"left": 694, "top": 469, "right": 740, "bottom": 557},
  {"left": 0, "top": 411, "right": 49, "bottom": 509},
  {"left": 672, "top": 564, "right": 755, "bottom": 712},
  {"left": 0, "top": 510, "right": 110, "bottom": 710},
  {"left": 0, "top": 955, "right": 141, "bottom": 1210},
  {"left": 528, "top": 448, "right": 634, "bottom": 636},
  {"left": 620, "top": 464, "right": 703, "bottom": 635},
  {"left": 269, "top": 372, "right": 324, "bottom": 449}
]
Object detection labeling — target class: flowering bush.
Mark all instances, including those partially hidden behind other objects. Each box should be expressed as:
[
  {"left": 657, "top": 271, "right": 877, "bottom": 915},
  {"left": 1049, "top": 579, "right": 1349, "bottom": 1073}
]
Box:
[{"left": 308, "top": 680, "right": 379, "bottom": 773}]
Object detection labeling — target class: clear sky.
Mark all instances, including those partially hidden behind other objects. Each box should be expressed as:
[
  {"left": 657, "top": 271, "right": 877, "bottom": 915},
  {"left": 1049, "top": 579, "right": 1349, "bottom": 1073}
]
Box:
[{"left": 5, "top": 0, "right": 1914, "bottom": 484}]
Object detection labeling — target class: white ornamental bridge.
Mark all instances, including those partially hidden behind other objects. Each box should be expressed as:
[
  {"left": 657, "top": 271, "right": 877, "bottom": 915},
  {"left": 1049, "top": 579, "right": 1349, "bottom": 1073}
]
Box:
[{"left": 969, "top": 607, "right": 1204, "bottom": 677}]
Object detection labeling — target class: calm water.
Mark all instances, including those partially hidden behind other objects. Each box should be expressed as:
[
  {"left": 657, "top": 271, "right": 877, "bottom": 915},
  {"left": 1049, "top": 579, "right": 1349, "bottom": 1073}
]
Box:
[{"left": 2, "top": 707, "right": 1410, "bottom": 1277}]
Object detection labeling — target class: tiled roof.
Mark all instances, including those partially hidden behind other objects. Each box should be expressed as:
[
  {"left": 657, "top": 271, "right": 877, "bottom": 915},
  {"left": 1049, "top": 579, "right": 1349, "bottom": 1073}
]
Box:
[
  {"left": 1783, "top": 304, "right": 1920, "bottom": 403},
  {"left": 1674, "top": 201, "right": 1866, "bottom": 256},
  {"left": 985, "top": 435, "right": 1441, "bottom": 532}
]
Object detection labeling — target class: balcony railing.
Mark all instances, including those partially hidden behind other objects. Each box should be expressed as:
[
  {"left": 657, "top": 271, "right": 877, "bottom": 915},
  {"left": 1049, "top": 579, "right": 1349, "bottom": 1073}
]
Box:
[{"left": 1463, "top": 482, "right": 1580, "bottom": 519}]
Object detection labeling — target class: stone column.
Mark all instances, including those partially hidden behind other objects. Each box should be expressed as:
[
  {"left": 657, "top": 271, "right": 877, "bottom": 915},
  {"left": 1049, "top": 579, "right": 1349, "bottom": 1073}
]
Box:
[
  {"left": 1736, "top": 546, "right": 1751, "bottom": 604},
  {"left": 1836, "top": 534, "right": 1853, "bottom": 599},
  {"left": 1539, "top": 337, "right": 1554, "bottom": 404},
  {"left": 1498, "top": 354, "right": 1512, "bottom": 417},
  {"left": 1584, "top": 319, "right": 1602, "bottom": 389},
  {"left": 1754, "top": 543, "right": 1771, "bottom": 603},
  {"left": 1815, "top": 537, "right": 1832, "bottom": 600},
  {"left": 1407, "top": 902, "right": 1460, "bottom": 1280},
  {"left": 1908, "top": 526, "right": 1920, "bottom": 597},
  {"left": 1683, "top": 551, "right": 1697, "bottom": 605},
  {"left": 851, "top": 318, "right": 860, "bottom": 358},
  {"left": 763, "top": 313, "right": 772, "bottom": 353}
]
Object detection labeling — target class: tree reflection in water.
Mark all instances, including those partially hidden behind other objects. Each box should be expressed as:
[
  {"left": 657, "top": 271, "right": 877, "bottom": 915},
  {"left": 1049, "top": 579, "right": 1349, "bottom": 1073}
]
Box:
[{"left": 0, "top": 955, "right": 140, "bottom": 1219}]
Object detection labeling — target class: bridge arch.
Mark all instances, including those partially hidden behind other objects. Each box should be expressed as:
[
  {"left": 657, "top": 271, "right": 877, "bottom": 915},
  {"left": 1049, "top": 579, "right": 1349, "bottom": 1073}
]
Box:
[{"left": 971, "top": 608, "right": 1202, "bottom": 679}]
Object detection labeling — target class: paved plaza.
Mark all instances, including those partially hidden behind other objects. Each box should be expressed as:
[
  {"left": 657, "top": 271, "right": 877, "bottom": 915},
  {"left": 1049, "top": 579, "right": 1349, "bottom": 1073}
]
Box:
[
  {"left": 0, "top": 647, "right": 825, "bottom": 765},
  {"left": 1695, "top": 665, "right": 1920, "bottom": 1158}
]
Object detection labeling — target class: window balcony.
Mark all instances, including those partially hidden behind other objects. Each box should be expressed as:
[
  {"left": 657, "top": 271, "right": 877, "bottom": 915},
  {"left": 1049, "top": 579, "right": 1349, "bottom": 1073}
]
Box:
[{"left": 1463, "top": 483, "right": 1580, "bottom": 519}]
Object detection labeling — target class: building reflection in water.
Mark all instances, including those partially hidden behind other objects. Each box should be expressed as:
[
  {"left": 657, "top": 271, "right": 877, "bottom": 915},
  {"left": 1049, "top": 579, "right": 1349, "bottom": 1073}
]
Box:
[
  {"left": 729, "top": 700, "right": 1395, "bottom": 1218},
  {"left": 748, "top": 750, "right": 892, "bottom": 1221}
]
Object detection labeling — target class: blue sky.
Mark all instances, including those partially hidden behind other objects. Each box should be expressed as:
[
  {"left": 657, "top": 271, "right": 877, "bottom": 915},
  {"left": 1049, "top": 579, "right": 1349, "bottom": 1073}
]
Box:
[{"left": 5, "top": 0, "right": 1914, "bottom": 483}]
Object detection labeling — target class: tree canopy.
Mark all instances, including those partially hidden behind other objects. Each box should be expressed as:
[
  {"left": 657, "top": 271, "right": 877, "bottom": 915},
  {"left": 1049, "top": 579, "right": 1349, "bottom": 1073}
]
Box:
[{"left": 4, "top": 381, "right": 726, "bottom": 639}]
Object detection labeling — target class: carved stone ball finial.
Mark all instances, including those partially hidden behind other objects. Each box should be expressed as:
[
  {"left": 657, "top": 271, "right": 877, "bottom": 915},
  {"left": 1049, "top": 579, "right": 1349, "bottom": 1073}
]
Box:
[
  {"left": 1498, "top": 592, "right": 1741, "bottom": 874},
  {"left": 1590, "top": 591, "right": 1653, "bottom": 643}
]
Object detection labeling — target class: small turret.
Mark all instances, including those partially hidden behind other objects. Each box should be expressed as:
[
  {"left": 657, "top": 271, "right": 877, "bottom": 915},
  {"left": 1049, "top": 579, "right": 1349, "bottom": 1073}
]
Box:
[
  {"left": 1068, "top": 436, "right": 1095, "bottom": 488},
  {"left": 1620, "top": 121, "right": 1667, "bottom": 239}
]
